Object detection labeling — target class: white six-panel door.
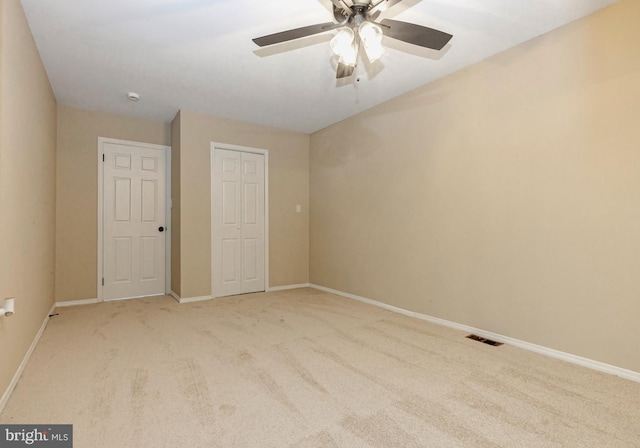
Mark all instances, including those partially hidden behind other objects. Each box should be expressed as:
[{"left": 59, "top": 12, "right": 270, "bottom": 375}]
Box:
[
  {"left": 103, "top": 142, "right": 167, "bottom": 300},
  {"left": 213, "top": 148, "right": 265, "bottom": 297}
]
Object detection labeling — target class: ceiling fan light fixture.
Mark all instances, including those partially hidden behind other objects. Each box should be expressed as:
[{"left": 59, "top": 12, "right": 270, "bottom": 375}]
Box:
[{"left": 359, "top": 21, "right": 384, "bottom": 63}]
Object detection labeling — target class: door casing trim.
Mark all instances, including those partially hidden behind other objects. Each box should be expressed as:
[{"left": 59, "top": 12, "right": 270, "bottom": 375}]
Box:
[
  {"left": 210, "top": 142, "right": 269, "bottom": 299},
  {"left": 97, "top": 137, "right": 172, "bottom": 302}
]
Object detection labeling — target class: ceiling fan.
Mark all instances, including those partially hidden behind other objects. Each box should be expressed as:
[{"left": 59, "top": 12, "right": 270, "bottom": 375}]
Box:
[{"left": 252, "top": 0, "right": 453, "bottom": 79}]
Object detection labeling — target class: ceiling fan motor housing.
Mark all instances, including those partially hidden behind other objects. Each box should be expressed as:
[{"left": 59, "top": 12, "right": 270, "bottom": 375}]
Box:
[{"left": 350, "top": 4, "right": 369, "bottom": 27}]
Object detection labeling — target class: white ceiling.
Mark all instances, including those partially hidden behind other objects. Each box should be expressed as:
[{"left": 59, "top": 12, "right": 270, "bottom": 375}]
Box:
[{"left": 20, "top": 0, "right": 618, "bottom": 134}]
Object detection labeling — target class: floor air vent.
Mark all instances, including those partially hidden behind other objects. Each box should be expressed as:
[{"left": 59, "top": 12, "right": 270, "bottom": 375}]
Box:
[{"left": 466, "top": 334, "right": 504, "bottom": 346}]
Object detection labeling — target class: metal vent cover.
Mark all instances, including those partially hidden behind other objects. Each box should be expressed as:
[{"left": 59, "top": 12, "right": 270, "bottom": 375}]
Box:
[{"left": 466, "top": 334, "right": 504, "bottom": 346}]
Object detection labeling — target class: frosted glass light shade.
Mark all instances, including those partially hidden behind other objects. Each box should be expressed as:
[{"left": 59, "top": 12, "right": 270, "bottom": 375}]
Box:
[
  {"left": 330, "top": 27, "right": 357, "bottom": 66},
  {"left": 359, "top": 21, "right": 384, "bottom": 63}
]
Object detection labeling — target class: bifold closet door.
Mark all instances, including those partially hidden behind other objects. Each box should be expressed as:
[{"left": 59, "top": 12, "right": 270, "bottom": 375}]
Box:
[{"left": 213, "top": 148, "right": 265, "bottom": 297}]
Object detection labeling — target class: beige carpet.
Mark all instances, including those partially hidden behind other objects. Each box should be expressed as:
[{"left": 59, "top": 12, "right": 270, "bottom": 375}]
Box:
[{"left": 1, "top": 288, "right": 639, "bottom": 447}]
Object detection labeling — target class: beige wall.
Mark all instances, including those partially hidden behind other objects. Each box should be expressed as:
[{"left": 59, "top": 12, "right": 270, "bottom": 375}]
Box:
[
  {"left": 56, "top": 105, "right": 309, "bottom": 302},
  {"left": 0, "top": 0, "right": 57, "bottom": 401},
  {"left": 55, "top": 105, "right": 170, "bottom": 302},
  {"left": 176, "top": 110, "right": 310, "bottom": 298},
  {"left": 310, "top": 0, "right": 640, "bottom": 372}
]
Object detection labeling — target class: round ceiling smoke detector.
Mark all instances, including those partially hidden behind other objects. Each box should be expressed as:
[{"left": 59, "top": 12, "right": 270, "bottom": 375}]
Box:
[{"left": 127, "top": 92, "right": 140, "bottom": 102}]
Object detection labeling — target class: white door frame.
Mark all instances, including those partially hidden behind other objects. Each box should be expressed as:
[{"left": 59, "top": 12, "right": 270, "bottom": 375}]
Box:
[
  {"left": 210, "top": 142, "right": 269, "bottom": 299},
  {"left": 97, "top": 137, "right": 172, "bottom": 301}
]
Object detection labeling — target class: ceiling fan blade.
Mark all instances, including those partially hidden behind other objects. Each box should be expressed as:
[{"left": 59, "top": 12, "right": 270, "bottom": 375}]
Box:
[
  {"left": 370, "top": 0, "right": 404, "bottom": 14},
  {"left": 380, "top": 19, "right": 452, "bottom": 50},
  {"left": 336, "top": 62, "right": 355, "bottom": 79},
  {"left": 253, "top": 22, "right": 340, "bottom": 47}
]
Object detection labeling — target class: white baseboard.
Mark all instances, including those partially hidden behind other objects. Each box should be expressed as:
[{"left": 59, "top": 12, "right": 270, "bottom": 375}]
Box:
[
  {"left": 55, "top": 298, "right": 99, "bottom": 308},
  {"left": 0, "top": 303, "right": 56, "bottom": 414},
  {"left": 267, "top": 283, "right": 311, "bottom": 292},
  {"left": 170, "top": 291, "right": 213, "bottom": 304},
  {"left": 171, "top": 284, "right": 313, "bottom": 303},
  {"left": 310, "top": 284, "right": 640, "bottom": 383}
]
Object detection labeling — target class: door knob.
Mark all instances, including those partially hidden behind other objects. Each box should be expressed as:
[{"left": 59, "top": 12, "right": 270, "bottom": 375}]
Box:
[{"left": 158, "top": 227, "right": 165, "bottom": 232}]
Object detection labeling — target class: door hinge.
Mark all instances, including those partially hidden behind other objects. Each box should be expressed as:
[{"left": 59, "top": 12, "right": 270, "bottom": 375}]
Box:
[
  {"left": 102, "top": 154, "right": 105, "bottom": 162},
  {"left": 102, "top": 278, "right": 104, "bottom": 286}
]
